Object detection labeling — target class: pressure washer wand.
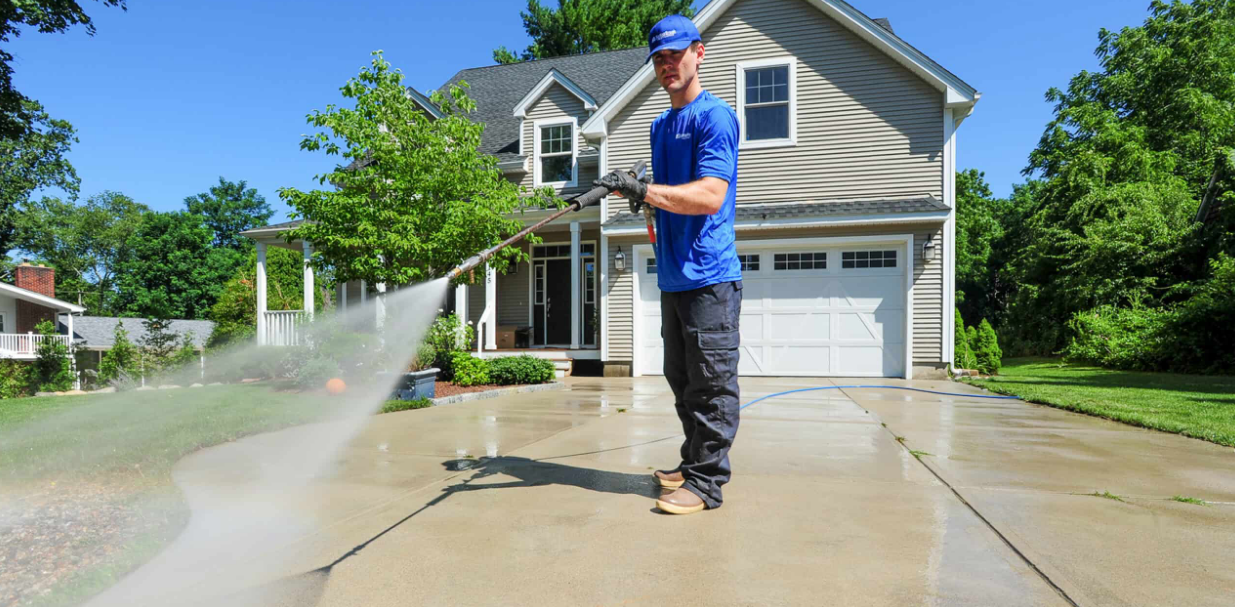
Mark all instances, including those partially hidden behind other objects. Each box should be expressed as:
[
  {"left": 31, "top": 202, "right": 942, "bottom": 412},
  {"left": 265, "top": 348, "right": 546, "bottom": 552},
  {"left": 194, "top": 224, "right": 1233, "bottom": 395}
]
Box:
[{"left": 446, "top": 160, "right": 647, "bottom": 281}]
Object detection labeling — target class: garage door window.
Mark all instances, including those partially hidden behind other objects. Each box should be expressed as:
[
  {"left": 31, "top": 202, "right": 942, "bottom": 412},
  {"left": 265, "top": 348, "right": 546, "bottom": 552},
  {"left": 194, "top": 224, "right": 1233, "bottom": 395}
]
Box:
[
  {"left": 842, "top": 250, "right": 897, "bottom": 269},
  {"left": 774, "top": 252, "right": 826, "bottom": 271},
  {"left": 645, "top": 257, "right": 657, "bottom": 274},
  {"left": 738, "top": 254, "right": 760, "bottom": 272}
]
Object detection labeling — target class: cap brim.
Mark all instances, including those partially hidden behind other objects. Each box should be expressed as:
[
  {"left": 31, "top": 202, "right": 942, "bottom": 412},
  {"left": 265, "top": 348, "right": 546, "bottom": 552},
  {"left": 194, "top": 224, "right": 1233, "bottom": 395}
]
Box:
[{"left": 646, "top": 39, "right": 696, "bottom": 63}]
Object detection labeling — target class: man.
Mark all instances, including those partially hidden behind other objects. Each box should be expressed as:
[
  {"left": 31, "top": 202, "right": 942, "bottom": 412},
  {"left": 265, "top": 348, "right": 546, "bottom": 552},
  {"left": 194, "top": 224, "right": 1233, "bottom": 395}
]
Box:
[{"left": 595, "top": 14, "right": 742, "bottom": 516}]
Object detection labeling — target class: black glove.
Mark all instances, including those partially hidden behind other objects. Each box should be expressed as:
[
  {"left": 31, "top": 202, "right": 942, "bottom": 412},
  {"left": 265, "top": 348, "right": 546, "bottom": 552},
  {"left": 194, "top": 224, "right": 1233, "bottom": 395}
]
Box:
[{"left": 594, "top": 169, "right": 649, "bottom": 205}]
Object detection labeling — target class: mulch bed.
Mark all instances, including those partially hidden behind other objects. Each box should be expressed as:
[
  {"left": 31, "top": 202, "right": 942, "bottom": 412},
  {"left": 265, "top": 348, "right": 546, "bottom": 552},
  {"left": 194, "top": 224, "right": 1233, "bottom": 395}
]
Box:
[{"left": 433, "top": 382, "right": 530, "bottom": 399}]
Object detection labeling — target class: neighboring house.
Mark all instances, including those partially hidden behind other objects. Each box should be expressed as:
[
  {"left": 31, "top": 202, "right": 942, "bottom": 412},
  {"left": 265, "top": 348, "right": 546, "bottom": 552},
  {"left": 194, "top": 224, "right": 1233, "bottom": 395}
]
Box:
[
  {"left": 245, "top": 0, "right": 980, "bottom": 379},
  {"left": 0, "top": 263, "right": 86, "bottom": 360},
  {"left": 69, "top": 316, "right": 215, "bottom": 374}
]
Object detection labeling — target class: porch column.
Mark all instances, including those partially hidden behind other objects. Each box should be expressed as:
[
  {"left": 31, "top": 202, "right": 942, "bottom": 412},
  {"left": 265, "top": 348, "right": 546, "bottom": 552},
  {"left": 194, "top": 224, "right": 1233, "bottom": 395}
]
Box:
[
  {"left": 338, "top": 280, "right": 347, "bottom": 313},
  {"left": 455, "top": 282, "right": 468, "bottom": 349},
  {"left": 570, "top": 221, "right": 581, "bottom": 350},
  {"left": 484, "top": 264, "right": 497, "bottom": 350},
  {"left": 302, "top": 241, "right": 315, "bottom": 319},
  {"left": 375, "top": 282, "right": 386, "bottom": 328},
  {"left": 360, "top": 280, "right": 367, "bottom": 307},
  {"left": 256, "top": 242, "right": 268, "bottom": 345}
]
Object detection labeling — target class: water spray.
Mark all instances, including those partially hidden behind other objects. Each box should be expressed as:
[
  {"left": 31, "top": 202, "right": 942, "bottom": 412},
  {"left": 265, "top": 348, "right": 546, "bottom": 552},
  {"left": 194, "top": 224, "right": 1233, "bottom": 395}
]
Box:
[{"left": 446, "top": 160, "right": 648, "bottom": 281}]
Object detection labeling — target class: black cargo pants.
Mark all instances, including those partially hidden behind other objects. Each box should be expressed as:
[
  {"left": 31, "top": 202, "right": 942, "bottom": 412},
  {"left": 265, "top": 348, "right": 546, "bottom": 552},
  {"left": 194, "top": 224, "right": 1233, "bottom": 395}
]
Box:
[{"left": 661, "top": 280, "right": 742, "bottom": 509}]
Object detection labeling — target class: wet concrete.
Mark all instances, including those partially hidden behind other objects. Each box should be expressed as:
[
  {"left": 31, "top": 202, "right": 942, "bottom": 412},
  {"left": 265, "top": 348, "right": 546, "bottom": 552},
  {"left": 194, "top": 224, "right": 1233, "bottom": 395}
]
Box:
[{"left": 92, "top": 377, "right": 1234, "bottom": 606}]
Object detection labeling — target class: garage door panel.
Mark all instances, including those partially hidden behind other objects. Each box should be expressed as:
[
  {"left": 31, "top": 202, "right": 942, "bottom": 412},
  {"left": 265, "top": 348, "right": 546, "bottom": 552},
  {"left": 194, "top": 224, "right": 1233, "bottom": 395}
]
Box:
[
  {"left": 837, "top": 312, "right": 880, "bottom": 341},
  {"left": 768, "top": 313, "right": 829, "bottom": 341},
  {"left": 739, "top": 314, "right": 764, "bottom": 342},
  {"left": 766, "top": 346, "right": 831, "bottom": 374},
  {"left": 833, "top": 279, "right": 904, "bottom": 309},
  {"left": 837, "top": 346, "right": 889, "bottom": 375}
]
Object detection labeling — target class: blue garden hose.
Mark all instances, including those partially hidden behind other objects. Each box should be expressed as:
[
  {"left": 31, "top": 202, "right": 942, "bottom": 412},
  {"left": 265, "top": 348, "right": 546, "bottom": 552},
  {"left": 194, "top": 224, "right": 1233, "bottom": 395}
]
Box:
[{"left": 739, "top": 384, "right": 1019, "bottom": 411}]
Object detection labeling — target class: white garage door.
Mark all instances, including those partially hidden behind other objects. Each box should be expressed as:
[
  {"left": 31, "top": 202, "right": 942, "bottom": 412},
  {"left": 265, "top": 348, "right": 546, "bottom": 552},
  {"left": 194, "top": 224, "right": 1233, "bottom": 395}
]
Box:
[{"left": 637, "top": 242, "right": 908, "bottom": 378}]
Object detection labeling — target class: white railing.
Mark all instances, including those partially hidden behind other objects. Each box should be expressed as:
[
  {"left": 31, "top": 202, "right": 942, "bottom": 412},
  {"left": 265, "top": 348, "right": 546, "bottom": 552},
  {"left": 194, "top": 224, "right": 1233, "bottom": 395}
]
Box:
[
  {"left": 0, "top": 333, "right": 72, "bottom": 358},
  {"left": 263, "top": 310, "right": 307, "bottom": 346}
]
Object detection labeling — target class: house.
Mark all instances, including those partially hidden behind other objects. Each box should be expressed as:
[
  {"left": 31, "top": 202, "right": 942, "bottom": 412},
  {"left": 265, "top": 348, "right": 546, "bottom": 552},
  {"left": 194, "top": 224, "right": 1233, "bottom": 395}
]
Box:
[
  {"left": 245, "top": 0, "right": 979, "bottom": 379},
  {"left": 0, "top": 262, "right": 85, "bottom": 360},
  {"left": 69, "top": 316, "right": 215, "bottom": 375}
]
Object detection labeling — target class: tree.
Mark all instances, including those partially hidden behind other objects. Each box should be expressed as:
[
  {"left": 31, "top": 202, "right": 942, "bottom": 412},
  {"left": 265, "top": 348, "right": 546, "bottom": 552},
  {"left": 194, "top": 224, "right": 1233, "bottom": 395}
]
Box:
[
  {"left": 280, "top": 51, "right": 531, "bottom": 287},
  {"left": 972, "top": 319, "right": 1003, "bottom": 376},
  {"left": 138, "top": 317, "right": 180, "bottom": 374},
  {"left": 0, "top": 1, "right": 126, "bottom": 140},
  {"left": 954, "top": 170, "right": 1002, "bottom": 305},
  {"left": 0, "top": 102, "right": 79, "bottom": 264},
  {"left": 183, "top": 177, "right": 274, "bottom": 250},
  {"left": 98, "top": 323, "right": 138, "bottom": 384},
  {"left": 14, "top": 191, "right": 148, "bottom": 313},
  {"left": 113, "top": 211, "right": 241, "bottom": 320},
  {"left": 493, "top": 0, "right": 694, "bottom": 64},
  {"left": 31, "top": 319, "right": 72, "bottom": 392},
  {"left": 954, "top": 308, "right": 977, "bottom": 371},
  {"left": 207, "top": 246, "right": 311, "bottom": 348}
]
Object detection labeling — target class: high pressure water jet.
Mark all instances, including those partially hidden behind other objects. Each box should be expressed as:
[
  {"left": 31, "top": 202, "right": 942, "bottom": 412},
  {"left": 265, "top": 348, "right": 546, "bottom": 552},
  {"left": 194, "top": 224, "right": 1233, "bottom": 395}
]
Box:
[{"left": 446, "top": 160, "right": 648, "bottom": 281}]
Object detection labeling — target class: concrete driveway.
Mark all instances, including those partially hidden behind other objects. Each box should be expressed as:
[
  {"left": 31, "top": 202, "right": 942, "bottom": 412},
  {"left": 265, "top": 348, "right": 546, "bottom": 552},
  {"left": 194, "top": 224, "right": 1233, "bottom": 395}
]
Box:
[{"left": 92, "top": 377, "right": 1234, "bottom": 607}]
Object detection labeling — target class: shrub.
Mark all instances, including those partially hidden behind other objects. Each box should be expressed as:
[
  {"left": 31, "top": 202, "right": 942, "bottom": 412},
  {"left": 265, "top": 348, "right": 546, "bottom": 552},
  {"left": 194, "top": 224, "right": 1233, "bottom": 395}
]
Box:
[
  {"left": 972, "top": 319, "right": 1003, "bottom": 375},
  {"left": 426, "top": 314, "right": 473, "bottom": 380},
  {"left": 409, "top": 342, "right": 437, "bottom": 372},
  {"left": 954, "top": 309, "right": 977, "bottom": 371},
  {"left": 487, "top": 355, "right": 555, "bottom": 385},
  {"left": 31, "top": 320, "right": 73, "bottom": 392},
  {"left": 449, "top": 352, "right": 489, "bottom": 387},
  {"left": 1062, "top": 305, "right": 1168, "bottom": 371},
  {"left": 380, "top": 398, "right": 433, "bottom": 414},
  {"left": 100, "top": 324, "right": 140, "bottom": 386},
  {"left": 0, "top": 360, "right": 31, "bottom": 399},
  {"left": 293, "top": 355, "right": 343, "bottom": 390}
]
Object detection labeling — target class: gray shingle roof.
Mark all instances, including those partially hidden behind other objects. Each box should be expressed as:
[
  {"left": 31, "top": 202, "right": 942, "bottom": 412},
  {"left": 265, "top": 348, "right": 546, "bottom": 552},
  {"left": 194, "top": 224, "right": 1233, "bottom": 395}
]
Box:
[
  {"left": 603, "top": 198, "right": 949, "bottom": 227},
  {"left": 439, "top": 48, "right": 647, "bottom": 162},
  {"left": 65, "top": 316, "right": 215, "bottom": 350},
  {"left": 242, "top": 219, "right": 305, "bottom": 234}
]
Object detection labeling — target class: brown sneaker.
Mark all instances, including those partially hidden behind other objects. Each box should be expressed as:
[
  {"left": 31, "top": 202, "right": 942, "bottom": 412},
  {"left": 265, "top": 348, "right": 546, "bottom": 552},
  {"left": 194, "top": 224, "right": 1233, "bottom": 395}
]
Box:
[
  {"left": 653, "top": 470, "right": 685, "bottom": 489},
  {"left": 655, "top": 487, "right": 706, "bottom": 515}
]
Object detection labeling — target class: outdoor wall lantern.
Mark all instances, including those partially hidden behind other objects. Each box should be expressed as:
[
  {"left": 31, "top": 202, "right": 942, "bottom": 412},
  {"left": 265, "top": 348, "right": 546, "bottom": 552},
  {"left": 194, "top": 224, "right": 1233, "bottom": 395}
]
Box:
[
  {"left": 923, "top": 235, "right": 937, "bottom": 262},
  {"left": 614, "top": 246, "right": 627, "bottom": 272}
]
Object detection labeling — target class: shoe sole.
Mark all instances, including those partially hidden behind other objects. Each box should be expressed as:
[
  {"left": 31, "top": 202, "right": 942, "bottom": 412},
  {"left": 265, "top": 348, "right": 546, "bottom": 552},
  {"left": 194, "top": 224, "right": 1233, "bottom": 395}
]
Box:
[
  {"left": 654, "top": 474, "right": 685, "bottom": 489},
  {"left": 655, "top": 498, "right": 706, "bottom": 515}
]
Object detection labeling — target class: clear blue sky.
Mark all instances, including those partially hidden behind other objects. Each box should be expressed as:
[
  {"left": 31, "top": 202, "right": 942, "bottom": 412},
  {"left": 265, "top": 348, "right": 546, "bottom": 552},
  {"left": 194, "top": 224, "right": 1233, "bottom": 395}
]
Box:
[{"left": 10, "top": 0, "right": 1151, "bottom": 221}]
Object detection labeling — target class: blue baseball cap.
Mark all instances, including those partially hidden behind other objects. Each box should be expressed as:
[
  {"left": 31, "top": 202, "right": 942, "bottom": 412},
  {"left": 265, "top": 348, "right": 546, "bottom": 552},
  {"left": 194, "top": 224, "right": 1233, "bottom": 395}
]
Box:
[{"left": 646, "top": 15, "right": 701, "bottom": 63}]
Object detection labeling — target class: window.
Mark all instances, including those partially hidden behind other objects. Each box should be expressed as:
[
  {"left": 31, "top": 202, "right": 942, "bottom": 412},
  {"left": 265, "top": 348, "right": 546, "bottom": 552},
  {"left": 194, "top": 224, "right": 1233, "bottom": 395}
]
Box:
[
  {"left": 737, "top": 254, "right": 760, "bottom": 272},
  {"left": 737, "top": 58, "right": 795, "bottom": 148},
  {"left": 646, "top": 257, "right": 658, "bottom": 275},
  {"left": 584, "top": 262, "right": 595, "bottom": 304},
  {"left": 534, "top": 263, "right": 545, "bottom": 304},
  {"left": 774, "top": 252, "right": 826, "bottom": 271},
  {"left": 536, "top": 120, "right": 575, "bottom": 186},
  {"left": 534, "top": 244, "right": 594, "bottom": 258},
  {"left": 842, "top": 250, "right": 898, "bottom": 269}
]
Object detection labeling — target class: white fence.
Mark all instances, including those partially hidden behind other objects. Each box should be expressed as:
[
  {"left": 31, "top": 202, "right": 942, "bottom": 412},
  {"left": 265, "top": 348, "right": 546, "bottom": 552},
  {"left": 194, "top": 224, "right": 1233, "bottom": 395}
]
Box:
[
  {"left": 262, "top": 310, "right": 306, "bottom": 346},
  {"left": 0, "top": 333, "right": 72, "bottom": 358}
]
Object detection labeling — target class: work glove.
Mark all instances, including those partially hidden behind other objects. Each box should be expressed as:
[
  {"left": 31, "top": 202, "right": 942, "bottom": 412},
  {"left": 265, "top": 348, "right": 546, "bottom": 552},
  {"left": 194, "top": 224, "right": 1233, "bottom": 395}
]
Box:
[{"left": 594, "top": 169, "right": 650, "bottom": 207}]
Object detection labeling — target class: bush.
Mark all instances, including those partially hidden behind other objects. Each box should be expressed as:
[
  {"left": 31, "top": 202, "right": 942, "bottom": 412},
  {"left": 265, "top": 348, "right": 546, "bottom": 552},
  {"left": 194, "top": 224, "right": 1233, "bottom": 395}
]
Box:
[
  {"left": 380, "top": 398, "right": 433, "bottom": 414},
  {"left": 426, "top": 314, "right": 473, "bottom": 381},
  {"left": 31, "top": 320, "right": 73, "bottom": 392},
  {"left": 293, "top": 355, "right": 343, "bottom": 390},
  {"left": 954, "top": 309, "right": 978, "bottom": 371},
  {"left": 0, "top": 360, "right": 31, "bottom": 399},
  {"left": 972, "top": 319, "right": 1003, "bottom": 375},
  {"left": 449, "top": 352, "right": 489, "bottom": 387},
  {"left": 487, "top": 355, "right": 555, "bottom": 385},
  {"left": 409, "top": 342, "right": 437, "bottom": 372},
  {"left": 99, "top": 324, "right": 140, "bottom": 386}
]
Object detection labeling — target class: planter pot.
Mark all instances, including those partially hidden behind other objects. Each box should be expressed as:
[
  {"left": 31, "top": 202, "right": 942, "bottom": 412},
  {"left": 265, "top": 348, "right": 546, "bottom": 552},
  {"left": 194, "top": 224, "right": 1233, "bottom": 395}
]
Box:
[{"left": 388, "top": 368, "right": 439, "bottom": 400}]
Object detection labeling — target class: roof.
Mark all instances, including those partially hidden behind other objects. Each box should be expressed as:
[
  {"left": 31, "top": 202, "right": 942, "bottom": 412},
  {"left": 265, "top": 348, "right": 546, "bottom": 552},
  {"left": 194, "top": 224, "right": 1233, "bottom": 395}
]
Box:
[
  {"left": 65, "top": 316, "right": 215, "bottom": 350},
  {"left": 0, "top": 281, "right": 87, "bottom": 313},
  {"left": 602, "top": 198, "right": 949, "bottom": 228},
  {"left": 439, "top": 47, "right": 647, "bottom": 162},
  {"left": 241, "top": 219, "right": 306, "bottom": 235}
]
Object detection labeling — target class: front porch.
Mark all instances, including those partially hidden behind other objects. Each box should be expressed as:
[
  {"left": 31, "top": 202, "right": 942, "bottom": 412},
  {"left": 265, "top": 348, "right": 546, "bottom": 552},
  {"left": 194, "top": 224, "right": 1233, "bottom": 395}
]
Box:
[{"left": 0, "top": 333, "right": 73, "bottom": 360}]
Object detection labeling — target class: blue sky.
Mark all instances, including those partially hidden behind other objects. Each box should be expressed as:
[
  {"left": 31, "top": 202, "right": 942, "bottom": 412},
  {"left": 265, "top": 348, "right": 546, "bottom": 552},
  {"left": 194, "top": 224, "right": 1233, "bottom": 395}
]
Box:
[{"left": 10, "top": 0, "right": 1151, "bottom": 221}]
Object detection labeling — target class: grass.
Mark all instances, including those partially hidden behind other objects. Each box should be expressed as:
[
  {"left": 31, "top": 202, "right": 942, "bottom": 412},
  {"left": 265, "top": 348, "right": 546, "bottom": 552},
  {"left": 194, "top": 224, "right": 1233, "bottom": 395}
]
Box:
[
  {"left": 962, "top": 357, "right": 1235, "bottom": 447},
  {"left": 1090, "top": 491, "right": 1126, "bottom": 502},
  {"left": 380, "top": 397, "right": 433, "bottom": 414},
  {"left": 908, "top": 450, "right": 933, "bottom": 459},
  {"left": 1170, "top": 495, "right": 1209, "bottom": 506}
]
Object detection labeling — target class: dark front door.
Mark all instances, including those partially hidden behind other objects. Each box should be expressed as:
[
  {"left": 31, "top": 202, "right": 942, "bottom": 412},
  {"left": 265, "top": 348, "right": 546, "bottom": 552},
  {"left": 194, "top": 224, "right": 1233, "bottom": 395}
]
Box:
[{"left": 544, "top": 259, "right": 572, "bottom": 344}]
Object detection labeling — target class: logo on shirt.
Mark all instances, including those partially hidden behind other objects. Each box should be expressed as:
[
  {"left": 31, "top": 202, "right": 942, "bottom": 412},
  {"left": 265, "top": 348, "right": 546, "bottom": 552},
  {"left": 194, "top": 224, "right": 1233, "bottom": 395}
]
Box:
[{"left": 675, "top": 132, "right": 691, "bottom": 140}]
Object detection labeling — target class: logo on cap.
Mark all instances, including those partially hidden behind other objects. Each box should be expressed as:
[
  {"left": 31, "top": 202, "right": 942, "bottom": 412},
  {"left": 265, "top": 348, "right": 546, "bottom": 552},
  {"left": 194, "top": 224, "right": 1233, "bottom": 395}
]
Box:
[{"left": 653, "top": 29, "right": 677, "bottom": 42}]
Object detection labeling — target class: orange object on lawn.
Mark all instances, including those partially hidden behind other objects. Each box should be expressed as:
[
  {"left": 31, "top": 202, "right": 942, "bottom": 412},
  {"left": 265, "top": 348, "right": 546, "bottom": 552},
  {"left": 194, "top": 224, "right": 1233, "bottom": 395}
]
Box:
[{"left": 325, "top": 377, "right": 347, "bottom": 394}]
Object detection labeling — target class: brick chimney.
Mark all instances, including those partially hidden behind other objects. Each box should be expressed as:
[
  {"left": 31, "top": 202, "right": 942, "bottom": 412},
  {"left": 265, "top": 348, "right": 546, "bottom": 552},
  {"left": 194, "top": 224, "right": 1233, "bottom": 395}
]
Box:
[{"left": 14, "top": 262, "right": 55, "bottom": 298}]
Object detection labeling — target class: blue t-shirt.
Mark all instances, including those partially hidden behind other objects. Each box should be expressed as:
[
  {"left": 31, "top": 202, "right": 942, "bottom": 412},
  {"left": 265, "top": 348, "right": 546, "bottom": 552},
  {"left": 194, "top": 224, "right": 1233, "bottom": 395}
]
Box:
[{"left": 649, "top": 90, "right": 742, "bottom": 292}]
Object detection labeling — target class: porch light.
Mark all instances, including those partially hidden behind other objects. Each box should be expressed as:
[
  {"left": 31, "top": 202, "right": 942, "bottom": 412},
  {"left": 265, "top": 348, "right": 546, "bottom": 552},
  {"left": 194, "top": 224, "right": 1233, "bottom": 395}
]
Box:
[
  {"left": 923, "top": 235, "right": 937, "bottom": 262},
  {"left": 614, "top": 246, "right": 626, "bottom": 272}
]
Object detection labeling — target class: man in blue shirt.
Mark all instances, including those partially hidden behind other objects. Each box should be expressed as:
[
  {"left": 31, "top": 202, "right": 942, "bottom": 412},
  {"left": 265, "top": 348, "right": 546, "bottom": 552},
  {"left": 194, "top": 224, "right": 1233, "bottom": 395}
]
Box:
[{"left": 596, "top": 15, "right": 742, "bottom": 516}]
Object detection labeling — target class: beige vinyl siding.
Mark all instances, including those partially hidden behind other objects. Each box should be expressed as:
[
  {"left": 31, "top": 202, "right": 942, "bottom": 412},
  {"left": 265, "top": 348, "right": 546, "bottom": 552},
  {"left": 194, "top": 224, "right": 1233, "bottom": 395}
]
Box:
[
  {"left": 521, "top": 83, "right": 598, "bottom": 197},
  {"left": 497, "top": 241, "right": 531, "bottom": 326},
  {"left": 604, "top": 0, "right": 944, "bottom": 219},
  {"left": 603, "top": 224, "right": 946, "bottom": 365}
]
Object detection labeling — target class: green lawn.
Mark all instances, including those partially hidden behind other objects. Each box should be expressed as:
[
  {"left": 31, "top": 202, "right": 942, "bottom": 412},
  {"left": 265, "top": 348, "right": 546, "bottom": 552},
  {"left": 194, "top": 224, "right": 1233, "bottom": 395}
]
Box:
[{"left": 963, "top": 358, "right": 1235, "bottom": 447}]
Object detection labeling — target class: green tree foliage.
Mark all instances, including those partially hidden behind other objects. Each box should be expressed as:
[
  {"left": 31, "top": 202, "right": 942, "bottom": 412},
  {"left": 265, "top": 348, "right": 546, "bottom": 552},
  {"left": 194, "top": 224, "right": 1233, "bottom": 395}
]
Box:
[
  {"left": 207, "top": 246, "right": 311, "bottom": 348},
  {"left": 281, "top": 52, "right": 530, "bottom": 286},
  {"left": 31, "top": 319, "right": 72, "bottom": 391},
  {"left": 183, "top": 177, "right": 274, "bottom": 250},
  {"left": 0, "top": 101, "right": 79, "bottom": 264},
  {"left": 972, "top": 319, "right": 1002, "bottom": 376},
  {"left": 0, "top": 359, "right": 31, "bottom": 398},
  {"left": 14, "top": 191, "right": 147, "bottom": 313},
  {"left": 114, "top": 211, "right": 241, "bottom": 320},
  {"left": 98, "top": 323, "right": 138, "bottom": 384},
  {"left": 137, "top": 317, "right": 180, "bottom": 373},
  {"left": 954, "top": 170, "right": 1003, "bottom": 308},
  {"left": 493, "top": 0, "right": 694, "bottom": 64},
  {"left": 953, "top": 309, "right": 977, "bottom": 371}
]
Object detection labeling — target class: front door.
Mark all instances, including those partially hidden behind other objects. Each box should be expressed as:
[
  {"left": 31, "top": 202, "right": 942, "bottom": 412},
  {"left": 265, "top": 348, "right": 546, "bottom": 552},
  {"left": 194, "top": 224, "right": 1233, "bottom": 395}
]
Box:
[{"left": 544, "top": 259, "right": 572, "bottom": 344}]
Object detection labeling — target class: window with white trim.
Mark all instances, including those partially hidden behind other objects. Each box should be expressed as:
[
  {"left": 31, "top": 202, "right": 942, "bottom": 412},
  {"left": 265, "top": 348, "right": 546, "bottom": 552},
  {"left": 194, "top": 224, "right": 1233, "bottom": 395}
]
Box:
[
  {"left": 842, "top": 250, "right": 898, "bottom": 269},
  {"left": 534, "top": 263, "right": 545, "bottom": 304},
  {"left": 535, "top": 120, "right": 576, "bottom": 186},
  {"left": 774, "top": 252, "right": 826, "bottom": 271},
  {"left": 737, "top": 254, "right": 760, "bottom": 272},
  {"left": 736, "top": 58, "right": 795, "bottom": 148}
]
